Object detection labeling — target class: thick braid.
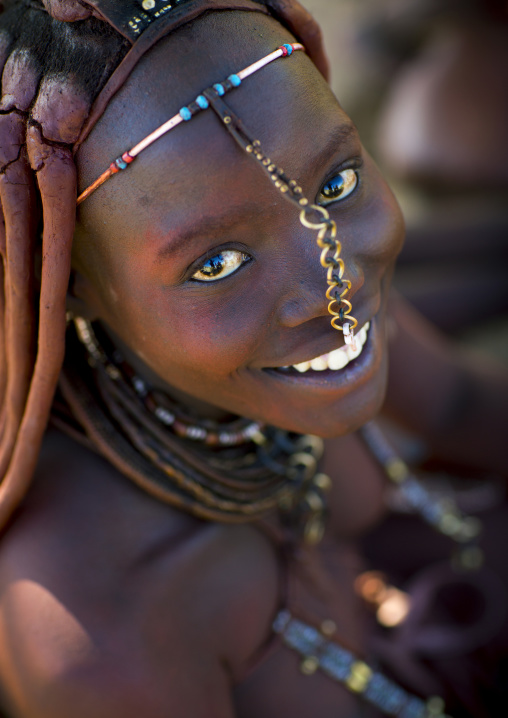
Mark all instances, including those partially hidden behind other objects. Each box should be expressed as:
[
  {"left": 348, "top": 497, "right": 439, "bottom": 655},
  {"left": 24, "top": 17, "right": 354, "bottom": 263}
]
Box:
[
  {"left": 0, "top": 207, "right": 7, "bottom": 427},
  {"left": 0, "top": 127, "right": 77, "bottom": 529},
  {"left": 0, "top": 117, "right": 36, "bottom": 481},
  {"left": 0, "top": 29, "right": 40, "bottom": 483},
  {"left": 0, "top": 130, "right": 76, "bottom": 529},
  {"left": 0, "top": 2, "right": 127, "bottom": 530}
]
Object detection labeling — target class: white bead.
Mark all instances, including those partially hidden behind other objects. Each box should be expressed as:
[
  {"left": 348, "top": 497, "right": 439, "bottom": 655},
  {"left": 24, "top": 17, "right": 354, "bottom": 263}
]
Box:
[
  {"left": 133, "top": 378, "right": 147, "bottom": 395},
  {"left": 186, "top": 426, "right": 207, "bottom": 440},
  {"left": 154, "top": 407, "right": 175, "bottom": 425}
]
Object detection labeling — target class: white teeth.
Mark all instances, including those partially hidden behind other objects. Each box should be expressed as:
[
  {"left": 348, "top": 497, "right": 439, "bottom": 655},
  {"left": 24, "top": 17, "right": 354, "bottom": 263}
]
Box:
[
  {"left": 294, "top": 361, "right": 311, "bottom": 373},
  {"left": 328, "top": 348, "right": 349, "bottom": 370},
  {"left": 288, "top": 321, "right": 371, "bottom": 374},
  {"left": 310, "top": 355, "right": 329, "bottom": 371},
  {"left": 346, "top": 342, "right": 362, "bottom": 361}
]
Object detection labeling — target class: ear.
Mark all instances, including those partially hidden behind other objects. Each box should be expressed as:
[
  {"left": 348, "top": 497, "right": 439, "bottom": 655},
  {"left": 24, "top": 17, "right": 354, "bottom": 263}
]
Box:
[{"left": 66, "top": 268, "right": 100, "bottom": 320}]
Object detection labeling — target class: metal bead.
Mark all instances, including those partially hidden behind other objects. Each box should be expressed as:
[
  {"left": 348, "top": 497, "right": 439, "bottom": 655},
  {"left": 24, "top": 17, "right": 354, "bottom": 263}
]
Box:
[
  {"left": 321, "top": 619, "right": 337, "bottom": 637},
  {"left": 142, "top": 0, "right": 156, "bottom": 9},
  {"left": 427, "top": 696, "right": 446, "bottom": 716},
  {"left": 384, "top": 457, "right": 408, "bottom": 483},
  {"left": 300, "top": 656, "right": 319, "bottom": 675},
  {"left": 345, "top": 661, "right": 372, "bottom": 693},
  {"left": 313, "top": 473, "right": 332, "bottom": 491}
]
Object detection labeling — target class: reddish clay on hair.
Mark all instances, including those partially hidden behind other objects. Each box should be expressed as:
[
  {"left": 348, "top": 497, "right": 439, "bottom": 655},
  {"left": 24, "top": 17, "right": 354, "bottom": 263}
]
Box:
[
  {"left": 32, "top": 77, "right": 91, "bottom": 145},
  {"left": 0, "top": 50, "right": 40, "bottom": 112},
  {"left": 42, "top": 0, "right": 92, "bottom": 22}
]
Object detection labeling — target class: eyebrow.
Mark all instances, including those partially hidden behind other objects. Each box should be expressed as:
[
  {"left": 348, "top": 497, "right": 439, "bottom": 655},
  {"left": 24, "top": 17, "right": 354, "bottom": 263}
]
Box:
[
  {"left": 312, "top": 121, "right": 359, "bottom": 173},
  {"left": 157, "top": 119, "right": 360, "bottom": 260},
  {"left": 156, "top": 201, "right": 262, "bottom": 260}
]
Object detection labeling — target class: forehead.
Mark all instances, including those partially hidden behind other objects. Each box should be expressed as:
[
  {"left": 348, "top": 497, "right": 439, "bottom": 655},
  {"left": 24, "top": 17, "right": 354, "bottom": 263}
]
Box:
[{"left": 76, "top": 11, "right": 354, "bottom": 242}]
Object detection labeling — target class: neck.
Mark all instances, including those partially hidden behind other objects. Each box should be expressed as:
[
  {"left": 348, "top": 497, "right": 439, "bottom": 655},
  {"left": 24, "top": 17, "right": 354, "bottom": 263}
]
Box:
[{"left": 100, "top": 321, "right": 237, "bottom": 422}]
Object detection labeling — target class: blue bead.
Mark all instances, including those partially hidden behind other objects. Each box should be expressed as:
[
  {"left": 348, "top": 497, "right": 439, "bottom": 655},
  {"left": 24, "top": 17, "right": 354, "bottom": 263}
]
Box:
[
  {"left": 228, "top": 74, "right": 241, "bottom": 87},
  {"left": 195, "top": 95, "right": 209, "bottom": 110},
  {"left": 283, "top": 43, "right": 293, "bottom": 55},
  {"left": 179, "top": 106, "right": 192, "bottom": 121},
  {"left": 213, "top": 83, "right": 225, "bottom": 96},
  {"left": 115, "top": 158, "right": 128, "bottom": 170}
]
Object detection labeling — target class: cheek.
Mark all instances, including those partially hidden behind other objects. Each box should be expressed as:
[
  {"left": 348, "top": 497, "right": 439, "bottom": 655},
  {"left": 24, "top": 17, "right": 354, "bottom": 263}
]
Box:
[
  {"left": 103, "top": 262, "right": 266, "bottom": 379},
  {"left": 361, "top": 165, "right": 406, "bottom": 269}
]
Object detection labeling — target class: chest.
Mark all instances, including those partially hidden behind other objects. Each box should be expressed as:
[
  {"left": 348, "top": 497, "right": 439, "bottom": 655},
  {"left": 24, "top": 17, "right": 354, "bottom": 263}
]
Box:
[{"left": 0, "top": 431, "right": 388, "bottom": 718}]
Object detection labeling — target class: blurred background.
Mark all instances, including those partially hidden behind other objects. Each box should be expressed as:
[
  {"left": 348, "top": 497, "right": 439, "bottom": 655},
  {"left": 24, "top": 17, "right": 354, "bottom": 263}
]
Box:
[{"left": 301, "top": 0, "right": 508, "bottom": 361}]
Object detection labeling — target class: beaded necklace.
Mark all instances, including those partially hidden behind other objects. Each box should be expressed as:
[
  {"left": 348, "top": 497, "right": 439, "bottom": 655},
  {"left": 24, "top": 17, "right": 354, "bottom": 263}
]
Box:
[
  {"left": 74, "top": 317, "right": 265, "bottom": 448},
  {"left": 67, "top": 316, "right": 332, "bottom": 540}
]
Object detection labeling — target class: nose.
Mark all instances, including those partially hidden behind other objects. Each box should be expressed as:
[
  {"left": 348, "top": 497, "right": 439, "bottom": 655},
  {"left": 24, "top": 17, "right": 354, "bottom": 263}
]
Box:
[{"left": 276, "top": 220, "right": 364, "bottom": 329}]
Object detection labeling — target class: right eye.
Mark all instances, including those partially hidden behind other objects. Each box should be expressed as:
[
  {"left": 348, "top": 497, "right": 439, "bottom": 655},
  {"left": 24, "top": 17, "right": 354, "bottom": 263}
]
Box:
[
  {"left": 191, "top": 250, "right": 250, "bottom": 283},
  {"left": 318, "top": 168, "right": 358, "bottom": 206}
]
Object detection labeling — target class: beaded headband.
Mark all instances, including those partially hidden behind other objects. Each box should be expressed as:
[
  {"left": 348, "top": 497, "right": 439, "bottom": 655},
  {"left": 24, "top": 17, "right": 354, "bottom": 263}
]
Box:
[
  {"left": 76, "top": 43, "right": 304, "bottom": 203},
  {"left": 77, "top": 43, "right": 358, "bottom": 342}
]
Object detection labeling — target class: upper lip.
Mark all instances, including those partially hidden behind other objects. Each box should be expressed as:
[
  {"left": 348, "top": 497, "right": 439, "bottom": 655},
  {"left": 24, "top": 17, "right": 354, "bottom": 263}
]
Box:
[{"left": 262, "top": 315, "right": 372, "bottom": 370}]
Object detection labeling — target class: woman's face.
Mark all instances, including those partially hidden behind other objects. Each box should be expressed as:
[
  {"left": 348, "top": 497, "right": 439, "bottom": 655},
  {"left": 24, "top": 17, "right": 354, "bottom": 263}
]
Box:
[{"left": 73, "top": 11, "right": 404, "bottom": 438}]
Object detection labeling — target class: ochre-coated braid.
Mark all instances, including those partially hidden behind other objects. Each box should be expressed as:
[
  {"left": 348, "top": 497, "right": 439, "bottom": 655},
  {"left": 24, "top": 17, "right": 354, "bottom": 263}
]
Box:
[{"left": 204, "top": 90, "right": 358, "bottom": 340}]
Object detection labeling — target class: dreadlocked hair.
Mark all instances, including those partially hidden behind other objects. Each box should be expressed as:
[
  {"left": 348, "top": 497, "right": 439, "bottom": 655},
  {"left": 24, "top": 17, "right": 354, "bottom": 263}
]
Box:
[
  {"left": 0, "top": 0, "right": 129, "bottom": 531},
  {"left": 0, "top": 0, "right": 328, "bottom": 532}
]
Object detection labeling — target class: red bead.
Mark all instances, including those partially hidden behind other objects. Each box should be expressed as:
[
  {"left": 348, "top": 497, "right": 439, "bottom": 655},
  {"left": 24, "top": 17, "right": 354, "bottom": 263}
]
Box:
[
  {"left": 280, "top": 46, "right": 288, "bottom": 56},
  {"left": 109, "top": 163, "right": 119, "bottom": 174},
  {"left": 122, "top": 152, "right": 134, "bottom": 164}
]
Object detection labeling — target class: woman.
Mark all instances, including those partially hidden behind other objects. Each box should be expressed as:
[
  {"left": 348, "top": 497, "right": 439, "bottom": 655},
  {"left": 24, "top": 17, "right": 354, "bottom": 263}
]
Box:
[{"left": 0, "top": 1, "right": 506, "bottom": 716}]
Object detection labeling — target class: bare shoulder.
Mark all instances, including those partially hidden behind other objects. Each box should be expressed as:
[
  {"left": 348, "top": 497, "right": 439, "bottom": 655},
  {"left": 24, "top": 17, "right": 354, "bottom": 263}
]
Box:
[{"left": 0, "top": 429, "right": 279, "bottom": 718}]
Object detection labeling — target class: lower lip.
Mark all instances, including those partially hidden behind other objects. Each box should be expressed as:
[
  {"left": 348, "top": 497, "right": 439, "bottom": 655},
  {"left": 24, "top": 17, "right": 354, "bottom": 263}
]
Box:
[{"left": 262, "top": 320, "right": 379, "bottom": 391}]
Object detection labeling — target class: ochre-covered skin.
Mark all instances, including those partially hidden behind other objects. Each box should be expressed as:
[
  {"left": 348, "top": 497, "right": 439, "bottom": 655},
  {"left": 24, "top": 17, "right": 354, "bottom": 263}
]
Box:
[{"left": 0, "top": 3, "right": 506, "bottom": 718}]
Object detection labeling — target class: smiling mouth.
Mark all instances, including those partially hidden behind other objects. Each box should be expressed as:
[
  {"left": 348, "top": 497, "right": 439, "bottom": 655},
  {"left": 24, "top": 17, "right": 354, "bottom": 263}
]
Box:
[{"left": 269, "top": 322, "right": 371, "bottom": 375}]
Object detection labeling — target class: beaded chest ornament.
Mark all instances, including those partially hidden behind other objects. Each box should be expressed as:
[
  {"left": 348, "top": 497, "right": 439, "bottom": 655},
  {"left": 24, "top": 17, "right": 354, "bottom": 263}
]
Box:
[{"left": 77, "top": 43, "right": 358, "bottom": 345}]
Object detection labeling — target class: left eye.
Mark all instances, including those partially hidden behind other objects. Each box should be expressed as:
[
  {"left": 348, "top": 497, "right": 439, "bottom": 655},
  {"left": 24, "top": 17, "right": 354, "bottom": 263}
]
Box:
[
  {"left": 191, "top": 250, "right": 250, "bottom": 282},
  {"left": 317, "top": 168, "right": 358, "bottom": 206}
]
